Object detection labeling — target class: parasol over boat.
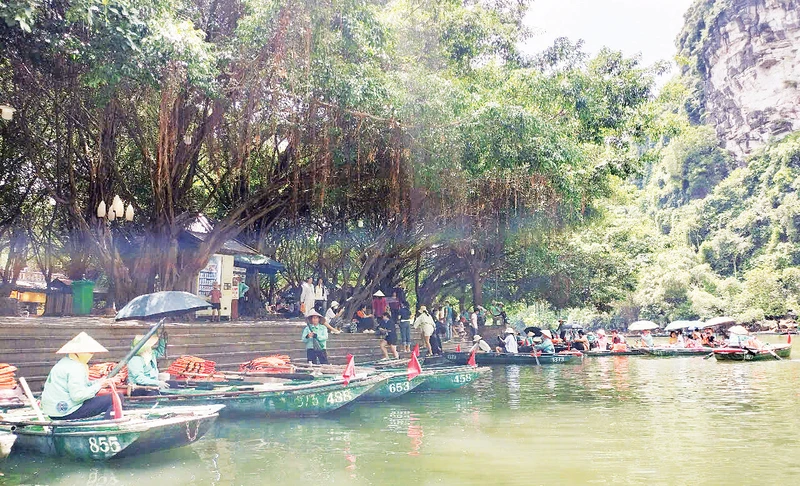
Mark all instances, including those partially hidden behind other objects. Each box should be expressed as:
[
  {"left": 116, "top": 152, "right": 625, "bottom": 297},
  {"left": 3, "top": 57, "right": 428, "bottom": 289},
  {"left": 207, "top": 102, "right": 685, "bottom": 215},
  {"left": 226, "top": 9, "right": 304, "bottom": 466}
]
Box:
[
  {"left": 628, "top": 320, "right": 658, "bottom": 331},
  {"left": 664, "top": 320, "right": 702, "bottom": 331},
  {"left": 115, "top": 291, "right": 212, "bottom": 321}
]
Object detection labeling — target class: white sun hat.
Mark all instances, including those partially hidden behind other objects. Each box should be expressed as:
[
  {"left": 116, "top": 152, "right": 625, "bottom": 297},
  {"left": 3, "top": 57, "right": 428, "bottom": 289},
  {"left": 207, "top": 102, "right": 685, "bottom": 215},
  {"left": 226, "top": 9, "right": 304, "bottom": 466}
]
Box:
[{"left": 56, "top": 332, "right": 109, "bottom": 354}]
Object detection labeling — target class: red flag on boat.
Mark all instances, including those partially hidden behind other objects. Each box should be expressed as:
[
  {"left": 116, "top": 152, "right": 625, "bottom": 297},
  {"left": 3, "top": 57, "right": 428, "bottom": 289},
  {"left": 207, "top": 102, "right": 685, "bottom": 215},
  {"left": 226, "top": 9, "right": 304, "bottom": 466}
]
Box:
[
  {"left": 788, "top": 333, "right": 792, "bottom": 345},
  {"left": 412, "top": 344, "right": 420, "bottom": 357},
  {"left": 407, "top": 354, "right": 422, "bottom": 381},
  {"left": 455, "top": 344, "right": 461, "bottom": 352},
  {"left": 342, "top": 354, "right": 356, "bottom": 386},
  {"left": 467, "top": 350, "right": 477, "bottom": 367},
  {"left": 109, "top": 382, "right": 123, "bottom": 419}
]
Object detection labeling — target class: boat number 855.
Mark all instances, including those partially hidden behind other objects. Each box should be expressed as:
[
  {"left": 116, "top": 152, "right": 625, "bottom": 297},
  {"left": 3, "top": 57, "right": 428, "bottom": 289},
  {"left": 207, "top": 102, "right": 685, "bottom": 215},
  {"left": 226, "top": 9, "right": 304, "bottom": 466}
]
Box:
[
  {"left": 88, "top": 436, "right": 121, "bottom": 454},
  {"left": 388, "top": 382, "right": 411, "bottom": 393}
]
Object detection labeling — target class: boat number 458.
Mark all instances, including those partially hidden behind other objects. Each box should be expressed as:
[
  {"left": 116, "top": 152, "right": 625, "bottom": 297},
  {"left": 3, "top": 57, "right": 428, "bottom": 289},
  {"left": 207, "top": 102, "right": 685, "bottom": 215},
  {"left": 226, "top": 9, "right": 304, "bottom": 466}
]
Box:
[
  {"left": 88, "top": 436, "right": 122, "bottom": 454},
  {"left": 453, "top": 374, "right": 473, "bottom": 384}
]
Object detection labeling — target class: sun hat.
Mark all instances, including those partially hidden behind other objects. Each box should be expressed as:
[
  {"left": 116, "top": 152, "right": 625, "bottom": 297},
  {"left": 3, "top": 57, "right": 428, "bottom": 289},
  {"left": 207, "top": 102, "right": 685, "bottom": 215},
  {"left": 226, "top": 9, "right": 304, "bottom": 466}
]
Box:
[
  {"left": 132, "top": 334, "right": 159, "bottom": 350},
  {"left": 330, "top": 301, "right": 340, "bottom": 309},
  {"left": 596, "top": 329, "right": 606, "bottom": 336},
  {"left": 504, "top": 327, "right": 515, "bottom": 334},
  {"left": 306, "top": 309, "right": 324, "bottom": 318},
  {"left": 473, "top": 335, "right": 482, "bottom": 342},
  {"left": 56, "top": 332, "right": 108, "bottom": 354},
  {"left": 373, "top": 290, "right": 386, "bottom": 297},
  {"left": 419, "top": 305, "right": 428, "bottom": 313},
  {"left": 527, "top": 331, "right": 534, "bottom": 337},
  {"left": 541, "top": 330, "right": 553, "bottom": 339}
]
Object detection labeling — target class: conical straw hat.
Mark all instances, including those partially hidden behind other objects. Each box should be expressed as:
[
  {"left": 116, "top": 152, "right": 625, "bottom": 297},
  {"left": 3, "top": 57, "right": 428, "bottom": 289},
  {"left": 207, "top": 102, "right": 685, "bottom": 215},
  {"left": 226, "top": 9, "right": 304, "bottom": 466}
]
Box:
[
  {"left": 56, "top": 332, "right": 108, "bottom": 354},
  {"left": 132, "top": 334, "right": 159, "bottom": 350}
]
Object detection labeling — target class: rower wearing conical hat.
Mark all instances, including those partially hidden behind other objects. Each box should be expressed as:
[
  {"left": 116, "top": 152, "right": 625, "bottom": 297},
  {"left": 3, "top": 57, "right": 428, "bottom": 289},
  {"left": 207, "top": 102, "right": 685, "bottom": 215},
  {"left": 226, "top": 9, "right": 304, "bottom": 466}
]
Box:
[
  {"left": 127, "top": 328, "right": 169, "bottom": 396},
  {"left": 40, "top": 332, "right": 120, "bottom": 420}
]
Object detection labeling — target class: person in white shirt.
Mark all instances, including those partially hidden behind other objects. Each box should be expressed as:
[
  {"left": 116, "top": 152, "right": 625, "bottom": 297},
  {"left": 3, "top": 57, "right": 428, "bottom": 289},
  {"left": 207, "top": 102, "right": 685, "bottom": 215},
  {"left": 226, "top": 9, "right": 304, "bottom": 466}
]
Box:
[
  {"left": 470, "top": 308, "right": 479, "bottom": 338},
  {"left": 324, "top": 301, "right": 343, "bottom": 334},
  {"left": 299, "top": 277, "right": 315, "bottom": 317},
  {"left": 495, "top": 328, "right": 519, "bottom": 354},
  {"left": 314, "top": 278, "right": 328, "bottom": 313},
  {"left": 469, "top": 334, "right": 491, "bottom": 353}
]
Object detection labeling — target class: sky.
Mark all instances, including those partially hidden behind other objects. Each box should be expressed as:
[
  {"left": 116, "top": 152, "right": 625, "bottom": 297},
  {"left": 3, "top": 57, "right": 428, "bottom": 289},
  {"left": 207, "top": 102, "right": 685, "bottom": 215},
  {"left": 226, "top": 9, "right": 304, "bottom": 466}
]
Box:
[{"left": 520, "top": 0, "right": 696, "bottom": 72}]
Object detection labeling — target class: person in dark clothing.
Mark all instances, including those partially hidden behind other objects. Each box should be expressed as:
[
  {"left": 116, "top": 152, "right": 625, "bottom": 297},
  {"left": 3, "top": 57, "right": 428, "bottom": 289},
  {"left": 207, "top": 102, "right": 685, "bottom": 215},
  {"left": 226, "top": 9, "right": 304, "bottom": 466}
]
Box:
[
  {"left": 397, "top": 301, "right": 413, "bottom": 352},
  {"left": 378, "top": 312, "right": 399, "bottom": 359}
]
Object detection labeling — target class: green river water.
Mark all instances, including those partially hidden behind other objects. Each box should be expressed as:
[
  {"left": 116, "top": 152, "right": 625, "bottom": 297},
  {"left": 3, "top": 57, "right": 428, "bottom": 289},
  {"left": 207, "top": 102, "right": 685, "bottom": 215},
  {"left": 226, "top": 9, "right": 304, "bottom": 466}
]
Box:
[{"left": 3, "top": 339, "right": 800, "bottom": 485}]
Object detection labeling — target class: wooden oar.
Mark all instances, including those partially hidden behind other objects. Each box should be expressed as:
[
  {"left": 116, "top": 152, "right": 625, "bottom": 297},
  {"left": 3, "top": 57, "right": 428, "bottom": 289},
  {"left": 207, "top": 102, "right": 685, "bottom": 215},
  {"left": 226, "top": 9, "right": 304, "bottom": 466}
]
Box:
[
  {"left": 18, "top": 378, "right": 46, "bottom": 423},
  {"left": 107, "top": 317, "right": 166, "bottom": 379}
]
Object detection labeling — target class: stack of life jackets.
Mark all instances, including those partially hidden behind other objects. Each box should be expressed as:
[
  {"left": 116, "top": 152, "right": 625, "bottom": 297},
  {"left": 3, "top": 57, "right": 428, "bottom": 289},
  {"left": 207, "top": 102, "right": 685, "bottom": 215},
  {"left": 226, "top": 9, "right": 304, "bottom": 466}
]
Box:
[
  {"left": 0, "top": 363, "right": 18, "bottom": 389},
  {"left": 88, "top": 362, "right": 128, "bottom": 387},
  {"left": 238, "top": 355, "right": 294, "bottom": 374},
  {"left": 167, "top": 356, "right": 217, "bottom": 379}
]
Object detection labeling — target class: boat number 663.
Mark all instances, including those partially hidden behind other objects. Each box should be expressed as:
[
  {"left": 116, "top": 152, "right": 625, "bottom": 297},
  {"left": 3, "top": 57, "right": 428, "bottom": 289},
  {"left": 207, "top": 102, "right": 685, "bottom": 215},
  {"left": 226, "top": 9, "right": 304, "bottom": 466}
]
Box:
[{"left": 88, "top": 436, "right": 122, "bottom": 454}]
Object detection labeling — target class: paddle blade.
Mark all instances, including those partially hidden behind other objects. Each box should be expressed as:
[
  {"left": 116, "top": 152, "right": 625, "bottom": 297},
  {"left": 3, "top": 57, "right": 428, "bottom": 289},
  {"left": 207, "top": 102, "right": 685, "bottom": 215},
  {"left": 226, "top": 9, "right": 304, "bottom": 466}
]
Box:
[
  {"left": 467, "top": 350, "right": 477, "bottom": 367},
  {"left": 109, "top": 382, "right": 123, "bottom": 419},
  {"left": 342, "top": 354, "right": 355, "bottom": 386},
  {"left": 412, "top": 344, "right": 419, "bottom": 357},
  {"left": 407, "top": 354, "right": 422, "bottom": 381}
]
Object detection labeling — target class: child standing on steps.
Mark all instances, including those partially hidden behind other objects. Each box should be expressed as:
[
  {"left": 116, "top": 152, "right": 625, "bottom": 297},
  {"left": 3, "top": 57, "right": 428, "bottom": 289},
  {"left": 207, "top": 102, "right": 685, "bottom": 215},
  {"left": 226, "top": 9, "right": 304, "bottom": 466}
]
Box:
[{"left": 209, "top": 282, "right": 222, "bottom": 322}]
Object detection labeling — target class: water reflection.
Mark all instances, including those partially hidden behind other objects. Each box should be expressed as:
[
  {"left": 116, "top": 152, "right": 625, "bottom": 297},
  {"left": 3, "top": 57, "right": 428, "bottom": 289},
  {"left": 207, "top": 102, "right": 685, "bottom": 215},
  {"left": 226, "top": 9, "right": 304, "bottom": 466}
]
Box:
[{"left": 3, "top": 356, "right": 800, "bottom": 485}]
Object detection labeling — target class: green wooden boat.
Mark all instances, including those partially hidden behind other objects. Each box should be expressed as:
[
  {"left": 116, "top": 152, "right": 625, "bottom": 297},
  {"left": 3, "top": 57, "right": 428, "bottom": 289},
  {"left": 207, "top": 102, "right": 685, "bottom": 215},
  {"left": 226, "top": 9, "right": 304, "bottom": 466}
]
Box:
[
  {"left": 584, "top": 349, "right": 645, "bottom": 357},
  {"left": 443, "top": 351, "right": 584, "bottom": 365},
  {"left": 412, "top": 366, "right": 491, "bottom": 392},
  {"left": 713, "top": 343, "right": 791, "bottom": 361},
  {"left": 640, "top": 347, "right": 713, "bottom": 357},
  {"left": 359, "top": 371, "right": 424, "bottom": 401},
  {"left": 127, "top": 374, "right": 386, "bottom": 417},
  {"left": 0, "top": 405, "right": 222, "bottom": 461}
]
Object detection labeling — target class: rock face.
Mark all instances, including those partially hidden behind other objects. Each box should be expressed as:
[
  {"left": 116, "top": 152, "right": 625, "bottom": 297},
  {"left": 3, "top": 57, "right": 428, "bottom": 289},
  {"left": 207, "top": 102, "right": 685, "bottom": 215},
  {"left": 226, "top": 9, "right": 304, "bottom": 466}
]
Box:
[{"left": 689, "top": 0, "right": 800, "bottom": 158}]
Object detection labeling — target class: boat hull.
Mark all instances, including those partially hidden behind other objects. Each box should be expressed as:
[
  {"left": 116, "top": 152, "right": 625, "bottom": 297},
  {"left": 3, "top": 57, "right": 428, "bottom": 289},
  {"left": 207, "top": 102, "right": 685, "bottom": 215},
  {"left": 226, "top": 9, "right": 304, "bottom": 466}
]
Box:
[
  {"left": 584, "top": 349, "right": 645, "bottom": 357},
  {"left": 412, "top": 366, "right": 491, "bottom": 392},
  {"left": 359, "top": 372, "right": 423, "bottom": 401},
  {"left": 443, "top": 351, "right": 583, "bottom": 366},
  {"left": 640, "top": 347, "right": 713, "bottom": 357},
  {"left": 713, "top": 344, "right": 792, "bottom": 361},
  {"left": 1, "top": 406, "right": 220, "bottom": 460},
  {"left": 127, "top": 376, "right": 383, "bottom": 417}
]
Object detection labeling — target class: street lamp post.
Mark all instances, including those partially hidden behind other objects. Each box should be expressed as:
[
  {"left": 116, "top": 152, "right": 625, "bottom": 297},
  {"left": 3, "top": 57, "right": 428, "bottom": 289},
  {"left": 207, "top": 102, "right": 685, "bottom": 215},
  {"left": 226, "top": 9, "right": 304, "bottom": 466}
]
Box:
[{"left": 96, "top": 195, "right": 134, "bottom": 310}]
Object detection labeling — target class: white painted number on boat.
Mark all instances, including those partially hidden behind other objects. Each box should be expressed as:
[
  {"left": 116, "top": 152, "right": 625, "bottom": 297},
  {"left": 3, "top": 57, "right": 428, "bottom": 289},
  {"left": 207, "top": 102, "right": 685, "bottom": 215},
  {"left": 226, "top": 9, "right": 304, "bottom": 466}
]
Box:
[
  {"left": 552, "top": 357, "right": 565, "bottom": 363},
  {"left": 88, "top": 436, "right": 121, "bottom": 454},
  {"left": 326, "top": 390, "right": 354, "bottom": 405},
  {"left": 446, "top": 354, "right": 457, "bottom": 360},
  {"left": 388, "top": 381, "right": 411, "bottom": 393},
  {"left": 453, "top": 374, "right": 472, "bottom": 384}
]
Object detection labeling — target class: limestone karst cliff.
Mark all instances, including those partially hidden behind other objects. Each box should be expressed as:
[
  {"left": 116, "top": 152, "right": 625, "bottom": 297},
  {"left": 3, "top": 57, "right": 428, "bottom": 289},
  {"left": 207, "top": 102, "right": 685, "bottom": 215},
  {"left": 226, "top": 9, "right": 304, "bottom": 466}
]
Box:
[{"left": 679, "top": 0, "right": 800, "bottom": 158}]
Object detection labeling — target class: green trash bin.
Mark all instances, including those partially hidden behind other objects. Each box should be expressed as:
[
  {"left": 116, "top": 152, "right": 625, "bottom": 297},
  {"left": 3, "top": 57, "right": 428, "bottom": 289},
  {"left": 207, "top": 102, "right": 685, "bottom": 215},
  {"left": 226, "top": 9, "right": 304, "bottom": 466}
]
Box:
[{"left": 71, "top": 279, "right": 95, "bottom": 315}]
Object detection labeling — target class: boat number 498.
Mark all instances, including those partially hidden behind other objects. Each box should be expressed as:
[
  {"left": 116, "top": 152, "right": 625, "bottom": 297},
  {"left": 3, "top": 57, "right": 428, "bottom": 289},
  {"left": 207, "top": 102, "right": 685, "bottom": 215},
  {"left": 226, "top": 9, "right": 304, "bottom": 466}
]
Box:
[
  {"left": 326, "top": 390, "right": 354, "bottom": 404},
  {"left": 88, "top": 436, "right": 122, "bottom": 454}
]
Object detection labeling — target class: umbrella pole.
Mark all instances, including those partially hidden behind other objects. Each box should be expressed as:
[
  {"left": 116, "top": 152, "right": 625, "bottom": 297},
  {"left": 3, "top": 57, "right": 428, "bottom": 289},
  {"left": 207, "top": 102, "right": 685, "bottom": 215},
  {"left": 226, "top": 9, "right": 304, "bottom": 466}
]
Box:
[{"left": 107, "top": 318, "right": 166, "bottom": 379}]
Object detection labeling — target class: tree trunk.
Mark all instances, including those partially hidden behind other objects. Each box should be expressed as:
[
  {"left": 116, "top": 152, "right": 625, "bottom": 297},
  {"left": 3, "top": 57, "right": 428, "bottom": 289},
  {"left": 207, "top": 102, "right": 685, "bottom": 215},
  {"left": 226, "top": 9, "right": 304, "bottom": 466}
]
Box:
[{"left": 471, "top": 272, "right": 484, "bottom": 307}]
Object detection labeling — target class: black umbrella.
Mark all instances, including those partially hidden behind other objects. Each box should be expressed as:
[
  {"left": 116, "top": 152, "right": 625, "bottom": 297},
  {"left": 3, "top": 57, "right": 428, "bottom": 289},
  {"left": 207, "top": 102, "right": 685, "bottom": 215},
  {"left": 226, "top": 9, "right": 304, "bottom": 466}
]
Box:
[
  {"left": 115, "top": 291, "right": 212, "bottom": 321},
  {"left": 523, "top": 326, "right": 542, "bottom": 337},
  {"left": 108, "top": 291, "right": 212, "bottom": 379}
]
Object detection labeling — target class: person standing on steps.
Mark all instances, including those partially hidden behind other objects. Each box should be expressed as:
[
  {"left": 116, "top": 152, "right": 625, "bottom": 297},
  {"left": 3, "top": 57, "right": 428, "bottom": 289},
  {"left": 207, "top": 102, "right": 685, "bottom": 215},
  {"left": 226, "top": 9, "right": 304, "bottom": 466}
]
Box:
[
  {"left": 397, "top": 300, "right": 413, "bottom": 353},
  {"left": 413, "top": 306, "right": 436, "bottom": 356},
  {"left": 299, "top": 276, "right": 315, "bottom": 317},
  {"left": 209, "top": 282, "right": 222, "bottom": 322},
  {"left": 314, "top": 278, "right": 328, "bottom": 314},
  {"left": 302, "top": 310, "right": 329, "bottom": 364},
  {"left": 372, "top": 290, "right": 388, "bottom": 317},
  {"left": 377, "top": 312, "right": 400, "bottom": 359}
]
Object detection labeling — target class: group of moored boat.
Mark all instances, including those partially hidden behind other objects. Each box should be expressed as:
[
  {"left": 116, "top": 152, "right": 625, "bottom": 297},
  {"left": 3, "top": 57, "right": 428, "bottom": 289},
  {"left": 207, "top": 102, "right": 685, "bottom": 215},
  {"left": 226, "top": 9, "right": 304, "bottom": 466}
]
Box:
[{"left": 0, "top": 361, "right": 489, "bottom": 461}]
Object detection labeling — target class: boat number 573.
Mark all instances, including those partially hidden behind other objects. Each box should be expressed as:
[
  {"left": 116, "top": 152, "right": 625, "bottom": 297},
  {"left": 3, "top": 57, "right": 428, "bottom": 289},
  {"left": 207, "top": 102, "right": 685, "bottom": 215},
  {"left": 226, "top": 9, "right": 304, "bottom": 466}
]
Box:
[{"left": 88, "top": 436, "right": 122, "bottom": 454}]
